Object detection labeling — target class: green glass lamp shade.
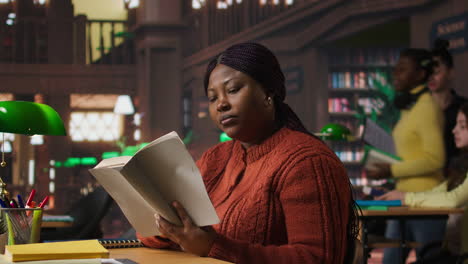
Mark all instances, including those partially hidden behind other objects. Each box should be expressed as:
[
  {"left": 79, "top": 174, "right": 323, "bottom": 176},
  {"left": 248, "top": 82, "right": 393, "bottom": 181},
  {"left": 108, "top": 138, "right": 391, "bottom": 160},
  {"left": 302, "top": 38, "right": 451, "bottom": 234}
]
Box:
[
  {"left": 0, "top": 101, "right": 66, "bottom": 136},
  {"left": 318, "top": 123, "right": 352, "bottom": 141}
]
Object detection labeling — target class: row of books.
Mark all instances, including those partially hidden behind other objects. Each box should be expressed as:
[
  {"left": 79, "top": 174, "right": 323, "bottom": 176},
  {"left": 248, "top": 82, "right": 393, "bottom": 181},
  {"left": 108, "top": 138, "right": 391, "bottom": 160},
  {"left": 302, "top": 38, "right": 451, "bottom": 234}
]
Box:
[
  {"left": 328, "top": 70, "right": 392, "bottom": 89},
  {"left": 334, "top": 146, "right": 364, "bottom": 162},
  {"left": 328, "top": 47, "right": 402, "bottom": 66},
  {"left": 328, "top": 97, "right": 383, "bottom": 114},
  {"left": 349, "top": 174, "right": 388, "bottom": 187}
]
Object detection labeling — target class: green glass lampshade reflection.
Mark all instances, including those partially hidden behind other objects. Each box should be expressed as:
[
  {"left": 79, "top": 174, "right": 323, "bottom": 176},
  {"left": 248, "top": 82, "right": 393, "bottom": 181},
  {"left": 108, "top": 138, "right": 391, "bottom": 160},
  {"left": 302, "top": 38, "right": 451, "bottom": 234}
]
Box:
[
  {"left": 219, "top": 132, "right": 232, "bottom": 143},
  {"left": 0, "top": 101, "right": 66, "bottom": 136},
  {"left": 317, "top": 123, "right": 353, "bottom": 141}
]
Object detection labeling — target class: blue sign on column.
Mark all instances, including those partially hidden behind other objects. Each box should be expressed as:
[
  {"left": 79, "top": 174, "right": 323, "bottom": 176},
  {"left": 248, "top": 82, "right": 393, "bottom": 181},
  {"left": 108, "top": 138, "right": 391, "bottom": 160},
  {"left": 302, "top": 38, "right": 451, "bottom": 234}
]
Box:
[{"left": 430, "top": 12, "right": 468, "bottom": 54}]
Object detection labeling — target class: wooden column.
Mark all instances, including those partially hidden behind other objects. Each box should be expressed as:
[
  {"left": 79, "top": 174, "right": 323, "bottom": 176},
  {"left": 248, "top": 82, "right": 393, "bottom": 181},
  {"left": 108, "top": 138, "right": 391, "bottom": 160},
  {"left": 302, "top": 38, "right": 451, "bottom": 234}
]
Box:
[
  {"left": 47, "top": 0, "right": 74, "bottom": 64},
  {"left": 135, "top": 0, "right": 185, "bottom": 141}
]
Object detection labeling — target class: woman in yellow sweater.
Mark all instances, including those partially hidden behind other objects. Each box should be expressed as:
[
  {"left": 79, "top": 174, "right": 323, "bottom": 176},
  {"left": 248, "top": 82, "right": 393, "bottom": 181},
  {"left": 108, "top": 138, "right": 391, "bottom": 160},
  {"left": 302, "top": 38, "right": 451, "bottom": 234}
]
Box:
[
  {"left": 378, "top": 102, "right": 468, "bottom": 263},
  {"left": 368, "top": 48, "right": 446, "bottom": 264}
]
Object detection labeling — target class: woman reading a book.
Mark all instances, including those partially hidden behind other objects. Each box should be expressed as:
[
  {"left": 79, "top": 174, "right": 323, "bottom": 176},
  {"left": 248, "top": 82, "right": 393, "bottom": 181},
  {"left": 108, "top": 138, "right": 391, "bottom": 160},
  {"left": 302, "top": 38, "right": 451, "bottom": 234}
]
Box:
[
  {"left": 366, "top": 48, "right": 447, "bottom": 264},
  {"left": 377, "top": 102, "right": 468, "bottom": 263},
  {"left": 138, "top": 42, "right": 359, "bottom": 264}
]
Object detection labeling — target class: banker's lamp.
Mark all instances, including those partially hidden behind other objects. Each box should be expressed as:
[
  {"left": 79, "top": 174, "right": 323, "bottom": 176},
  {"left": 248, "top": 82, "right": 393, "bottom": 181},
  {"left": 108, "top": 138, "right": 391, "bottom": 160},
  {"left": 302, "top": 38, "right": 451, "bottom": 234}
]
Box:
[
  {"left": 0, "top": 101, "right": 66, "bottom": 197},
  {"left": 316, "top": 123, "right": 354, "bottom": 141}
]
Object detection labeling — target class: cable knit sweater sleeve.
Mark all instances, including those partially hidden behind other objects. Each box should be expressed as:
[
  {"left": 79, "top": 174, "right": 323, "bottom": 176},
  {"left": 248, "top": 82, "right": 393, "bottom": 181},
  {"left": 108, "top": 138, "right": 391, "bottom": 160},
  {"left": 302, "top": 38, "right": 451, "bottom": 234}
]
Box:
[{"left": 207, "top": 154, "right": 350, "bottom": 264}]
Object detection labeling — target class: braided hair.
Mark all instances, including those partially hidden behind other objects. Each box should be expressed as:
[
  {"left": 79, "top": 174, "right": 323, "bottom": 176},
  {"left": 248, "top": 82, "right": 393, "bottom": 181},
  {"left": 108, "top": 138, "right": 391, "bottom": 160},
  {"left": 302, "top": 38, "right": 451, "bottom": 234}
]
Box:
[
  {"left": 394, "top": 48, "right": 434, "bottom": 109},
  {"left": 204, "top": 42, "right": 359, "bottom": 263},
  {"left": 204, "top": 42, "right": 309, "bottom": 135},
  {"left": 432, "top": 38, "right": 453, "bottom": 69},
  {"left": 399, "top": 48, "right": 435, "bottom": 83}
]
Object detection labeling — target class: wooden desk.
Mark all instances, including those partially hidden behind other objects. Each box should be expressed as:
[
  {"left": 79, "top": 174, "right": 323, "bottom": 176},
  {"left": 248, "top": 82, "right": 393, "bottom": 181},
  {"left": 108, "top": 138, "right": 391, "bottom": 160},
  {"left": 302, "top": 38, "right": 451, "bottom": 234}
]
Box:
[
  {"left": 359, "top": 207, "right": 464, "bottom": 264},
  {"left": 109, "top": 247, "right": 233, "bottom": 264}
]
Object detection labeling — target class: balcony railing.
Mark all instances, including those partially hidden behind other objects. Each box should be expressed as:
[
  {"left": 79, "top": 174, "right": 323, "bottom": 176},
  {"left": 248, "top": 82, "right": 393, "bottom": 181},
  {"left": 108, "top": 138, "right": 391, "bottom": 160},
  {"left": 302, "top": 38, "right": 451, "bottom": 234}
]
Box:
[
  {"left": 0, "top": 14, "right": 134, "bottom": 64},
  {"left": 83, "top": 19, "right": 134, "bottom": 65},
  {"left": 0, "top": 16, "right": 48, "bottom": 63},
  {"left": 183, "top": 0, "right": 313, "bottom": 56}
]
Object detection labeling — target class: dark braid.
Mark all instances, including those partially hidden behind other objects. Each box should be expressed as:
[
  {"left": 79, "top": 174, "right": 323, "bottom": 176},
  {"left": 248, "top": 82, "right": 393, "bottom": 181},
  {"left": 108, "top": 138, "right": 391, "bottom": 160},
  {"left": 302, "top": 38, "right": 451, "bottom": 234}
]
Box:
[
  {"left": 399, "top": 48, "right": 435, "bottom": 83},
  {"left": 432, "top": 38, "right": 453, "bottom": 69},
  {"left": 204, "top": 42, "right": 306, "bottom": 134},
  {"left": 204, "top": 42, "right": 359, "bottom": 262}
]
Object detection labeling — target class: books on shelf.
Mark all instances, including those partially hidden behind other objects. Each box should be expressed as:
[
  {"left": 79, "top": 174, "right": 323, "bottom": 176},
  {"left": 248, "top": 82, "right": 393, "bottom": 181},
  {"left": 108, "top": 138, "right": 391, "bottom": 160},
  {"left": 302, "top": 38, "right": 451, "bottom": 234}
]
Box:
[
  {"left": 4, "top": 240, "right": 109, "bottom": 262},
  {"left": 328, "top": 47, "right": 401, "bottom": 186},
  {"left": 362, "top": 145, "right": 401, "bottom": 171},
  {"left": 89, "top": 131, "right": 219, "bottom": 237}
]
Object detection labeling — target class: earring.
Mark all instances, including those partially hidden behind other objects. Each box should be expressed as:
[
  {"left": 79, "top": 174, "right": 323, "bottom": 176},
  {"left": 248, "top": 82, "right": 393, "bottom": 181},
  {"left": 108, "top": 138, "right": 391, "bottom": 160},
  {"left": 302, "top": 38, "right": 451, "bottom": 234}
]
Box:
[{"left": 267, "top": 97, "right": 272, "bottom": 105}]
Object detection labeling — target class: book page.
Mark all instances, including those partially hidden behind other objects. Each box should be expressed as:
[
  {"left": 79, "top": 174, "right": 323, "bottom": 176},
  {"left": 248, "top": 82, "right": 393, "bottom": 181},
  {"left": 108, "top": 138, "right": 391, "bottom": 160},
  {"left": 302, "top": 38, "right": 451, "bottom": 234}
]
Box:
[
  {"left": 93, "top": 156, "right": 131, "bottom": 169},
  {"left": 134, "top": 131, "right": 180, "bottom": 155},
  {"left": 121, "top": 133, "right": 219, "bottom": 227},
  {"left": 363, "top": 119, "right": 396, "bottom": 156},
  {"left": 88, "top": 168, "right": 161, "bottom": 237}
]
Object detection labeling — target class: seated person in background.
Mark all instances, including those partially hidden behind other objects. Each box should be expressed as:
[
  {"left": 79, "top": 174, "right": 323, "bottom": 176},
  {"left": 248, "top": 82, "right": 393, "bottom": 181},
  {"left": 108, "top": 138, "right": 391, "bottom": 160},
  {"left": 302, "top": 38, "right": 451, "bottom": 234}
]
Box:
[
  {"left": 138, "top": 42, "right": 359, "bottom": 264},
  {"left": 429, "top": 38, "right": 466, "bottom": 172},
  {"left": 367, "top": 48, "right": 447, "bottom": 264},
  {"left": 378, "top": 102, "right": 468, "bottom": 262}
]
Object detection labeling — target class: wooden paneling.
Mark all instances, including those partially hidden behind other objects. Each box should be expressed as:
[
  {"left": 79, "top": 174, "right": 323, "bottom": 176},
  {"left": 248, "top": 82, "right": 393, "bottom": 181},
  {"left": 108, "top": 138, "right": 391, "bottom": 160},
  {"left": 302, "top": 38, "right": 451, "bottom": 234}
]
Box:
[{"left": 0, "top": 64, "right": 136, "bottom": 95}]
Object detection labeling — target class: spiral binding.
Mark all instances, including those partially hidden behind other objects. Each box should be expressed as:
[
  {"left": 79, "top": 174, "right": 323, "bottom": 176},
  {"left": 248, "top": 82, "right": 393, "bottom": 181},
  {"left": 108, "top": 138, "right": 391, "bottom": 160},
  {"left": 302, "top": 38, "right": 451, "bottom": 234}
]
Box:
[{"left": 98, "top": 239, "right": 143, "bottom": 249}]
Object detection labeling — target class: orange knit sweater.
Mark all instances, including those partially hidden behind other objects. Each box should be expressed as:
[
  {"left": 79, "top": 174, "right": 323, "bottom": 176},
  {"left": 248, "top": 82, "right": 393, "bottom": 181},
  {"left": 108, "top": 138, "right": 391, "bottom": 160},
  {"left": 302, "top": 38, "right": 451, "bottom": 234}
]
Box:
[{"left": 138, "top": 127, "right": 351, "bottom": 264}]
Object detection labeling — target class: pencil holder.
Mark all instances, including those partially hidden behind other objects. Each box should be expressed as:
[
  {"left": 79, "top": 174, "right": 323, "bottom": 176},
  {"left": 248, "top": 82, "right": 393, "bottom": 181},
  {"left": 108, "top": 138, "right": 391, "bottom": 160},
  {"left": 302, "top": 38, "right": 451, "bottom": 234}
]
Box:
[{"left": 0, "top": 208, "right": 43, "bottom": 247}]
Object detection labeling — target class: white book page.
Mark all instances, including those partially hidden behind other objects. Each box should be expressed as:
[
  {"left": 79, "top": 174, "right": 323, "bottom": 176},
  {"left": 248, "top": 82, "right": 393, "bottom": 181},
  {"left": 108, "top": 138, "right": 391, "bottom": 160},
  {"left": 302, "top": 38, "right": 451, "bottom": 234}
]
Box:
[
  {"left": 93, "top": 156, "right": 132, "bottom": 169},
  {"left": 134, "top": 131, "right": 180, "bottom": 156},
  {"left": 122, "top": 134, "right": 219, "bottom": 227},
  {"left": 88, "top": 168, "right": 161, "bottom": 237}
]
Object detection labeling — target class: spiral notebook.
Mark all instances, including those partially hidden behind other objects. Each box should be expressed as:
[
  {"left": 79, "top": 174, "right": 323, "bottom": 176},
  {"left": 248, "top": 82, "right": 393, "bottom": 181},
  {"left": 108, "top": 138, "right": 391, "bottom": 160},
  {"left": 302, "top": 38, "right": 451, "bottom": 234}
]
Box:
[{"left": 98, "top": 239, "right": 144, "bottom": 249}]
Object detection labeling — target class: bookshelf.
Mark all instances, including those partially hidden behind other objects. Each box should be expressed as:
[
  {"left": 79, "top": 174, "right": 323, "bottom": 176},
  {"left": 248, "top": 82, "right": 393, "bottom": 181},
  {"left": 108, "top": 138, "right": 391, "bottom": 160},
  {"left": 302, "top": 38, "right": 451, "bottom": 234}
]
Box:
[{"left": 327, "top": 47, "right": 400, "bottom": 186}]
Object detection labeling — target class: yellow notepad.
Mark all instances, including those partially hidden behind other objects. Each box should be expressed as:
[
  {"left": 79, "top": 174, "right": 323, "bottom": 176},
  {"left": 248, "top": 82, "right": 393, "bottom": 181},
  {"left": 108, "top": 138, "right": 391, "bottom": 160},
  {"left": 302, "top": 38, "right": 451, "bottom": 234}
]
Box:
[{"left": 4, "top": 240, "right": 109, "bottom": 262}]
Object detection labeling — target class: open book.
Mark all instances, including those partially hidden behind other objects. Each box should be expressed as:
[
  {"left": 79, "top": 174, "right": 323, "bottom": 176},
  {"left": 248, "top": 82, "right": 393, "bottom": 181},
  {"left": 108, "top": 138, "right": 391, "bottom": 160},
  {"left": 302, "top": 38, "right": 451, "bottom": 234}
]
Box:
[
  {"left": 363, "top": 118, "right": 396, "bottom": 156},
  {"left": 362, "top": 145, "right": 401, "bottom": 171},
  {"left": 89, "top": 131, "right": 219, "bottom": 237}
]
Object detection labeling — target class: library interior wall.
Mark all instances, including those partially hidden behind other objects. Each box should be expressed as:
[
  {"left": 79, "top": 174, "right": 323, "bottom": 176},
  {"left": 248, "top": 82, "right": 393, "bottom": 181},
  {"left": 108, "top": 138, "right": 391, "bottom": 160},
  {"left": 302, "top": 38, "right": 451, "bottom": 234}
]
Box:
[
  {"left": 411, "top": 0, "right": 468, "bottom": 96},
  {"left": 181, "top": 0, "right": 468, "bottom": 157}
]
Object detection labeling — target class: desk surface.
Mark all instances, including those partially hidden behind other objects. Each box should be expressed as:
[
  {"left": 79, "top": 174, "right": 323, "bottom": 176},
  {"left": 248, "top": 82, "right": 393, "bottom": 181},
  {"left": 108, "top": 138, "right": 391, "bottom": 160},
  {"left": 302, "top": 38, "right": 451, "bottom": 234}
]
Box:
[
  {"left": 360, "top": 206, "right": 464, "bottom": 217},
  {"left": 109, "top": 247, "right": 233, "bottom": 264}
]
